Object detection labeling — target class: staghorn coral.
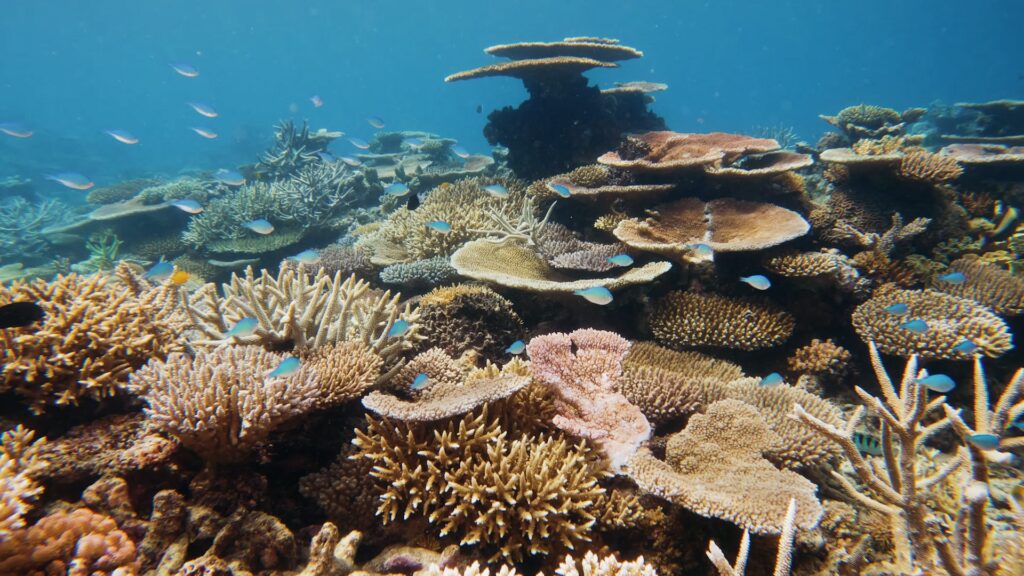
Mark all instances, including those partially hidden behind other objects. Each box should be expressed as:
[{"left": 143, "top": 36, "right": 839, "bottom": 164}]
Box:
[
  {"left": 0, "top": 197, "right": 72, "bottom": 264},
  {"left": 380, "top": 256, "right": 459, "bottom": 288},
  {"left": 0, "top": 269, "right": 183, "bottom": 413},
  {"left": 301, "top": 340, "right": 383, "bottom": 405},
  {"left": 0, "top": 426, "right": 47, "bottom": 537},
  {"left": 898, "top": 148, "right": 964, "bottom": 184},
  {"left": 180, "top": 180, "right": 282, "bottom": 248},
  {"left": 931, "top": 256, "right": 1024, "bottom": 315},
  {"left": 0, "top": 507, "right": 139, "bottom": 575},
  {"left": 625, "top": 399, "right": 823, "bottom": 534},
  {"left": 705, "top": 498, "right": 799, "bottom": 576},
  {"left": 786, "top": 338, "right": 853, "bottom": 382},
  {"left": 646, "top": 291, "right": 794, "bottom": 351},
  {"left": 416, "top": 284, "right": 525, "bottom": 361},
  {"left": 527, "top": 330, "right": 651, "bottom": 471},
  {"left": 254, "top": 120, "right": 338, "bottom": 180},
  {"left": 851, "top": 284, "right": 1012, "bottom": 359},
  {"left": 554, "top": 551, "right": 659, "bottom": 576},
  {"left": 131, "top": 346, "right": 327, "bottom": 462}
]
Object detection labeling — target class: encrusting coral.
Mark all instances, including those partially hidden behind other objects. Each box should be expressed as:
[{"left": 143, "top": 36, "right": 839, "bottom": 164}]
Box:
[
  {"left": 647, "top": 291, "right": 794, "bottom": 351},
  {"left": 0, "top": 266, "right": 183, "bottom": 413},
  {"left": 851, "top": 283, "right": 1012, "bottom": 359}
]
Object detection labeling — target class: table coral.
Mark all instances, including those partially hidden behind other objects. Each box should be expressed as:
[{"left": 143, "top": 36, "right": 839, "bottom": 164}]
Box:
[
  {"left": 851, "top": 284, "right": 1012, "bottom": 359},
  {"left": 597, "top": 131, "right": 780, "bottom": 173},
  {"left": 646, "top": 291, "right": 794, "bottom": 351},
  {"left": 0, "top": 269, "right": 183, "bottom": 414},
  {"left": 931, "top": 255, "right": 1024, "bottom": 315},
  {"left": 527, "top": 329, "right": 650, "bottom": 471}
]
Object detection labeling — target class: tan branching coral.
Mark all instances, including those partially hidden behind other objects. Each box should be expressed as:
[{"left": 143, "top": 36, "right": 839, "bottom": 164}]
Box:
[
  {"left": 706, "top": 499, "right": 799, "bottom": 576},
  {"left": 851, "top": 284, "right": 1012, "bottom": 359},
  {"left": 0, "top": 426, "right": 47, "bottom": 537},
  {"left": 554, "top": 551, "right": 659, "bottom": 576},
  {"left": 527, "top": 330, "right": 651, "bottom": 470},
  {"left": 131, "top": 346, "right": 326, "bottom": 462},
  {"left": 0, "top": 507, "right": 139, "bottom": 575},
  {"left": 931, "top": 256, "right": 1024, "bottom": 316},
  {"left": 451, "top": 238, "right": 671, "bottom": 293},
  {"left": 791, "top": 343, "right": 1024, "bottom": 574},
  {"left": 898, "top": 149, "right": 963, "bottom": 183},
  {"left": 625, "top": 399, "right": 823, "bottom": 534},
  {"left": 787, "top": 338, "right": 853, "bottom": 382},
  {"left": 179, "top": 264, "right": 419, "bottom": 378},
  {"left": 0, "top": 269, "right": 183, "bottom": 413},
  {"left": 416, "top": 284, "right": 525, "bottom": 360},
  {"left": 298, "top": 445, "right": 380, "bottom": 531},
  {"left": 647, "top": 291, "right": 794, "bottom": 351},
  {"left": 613, "top": 197, "right": 809, "bottom": 261},
  {"left": 301, "top": 341, "right": 383, "bottom": 405}
]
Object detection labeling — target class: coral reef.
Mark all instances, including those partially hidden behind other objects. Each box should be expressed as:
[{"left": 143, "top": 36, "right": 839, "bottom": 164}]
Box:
[
  {"left": 931, "top": 255, "right": 1024, "bottom": 315},
  {"left": 0, "top": 197, "right": 72, "bottom": 265},
  {"left": 786, "top": 338, "right": 853, "bottom": 383},
  {"left": 646, "top": 291, "right": 795, "bottom": 351},
  {"left": 415, "top": 284, "right": 525, "bottom": 361}
]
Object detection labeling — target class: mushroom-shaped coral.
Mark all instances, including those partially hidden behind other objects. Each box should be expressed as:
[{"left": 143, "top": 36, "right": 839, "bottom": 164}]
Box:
[
  {"left": 131, "top": 346, "right": 331, "bottom": 462},
  {"left": 820, "top": 104, "right": 905, "bottom": 141},
  {"left": 930, "top": 256, "right": 1024, "bottom": 316},
  {"left": 646, "top": 291, "right": 794, "bottom": 351},
  {"left": 851, "top": 284, "right": 1012, "bottom": 359},
  {"left": 612, "top": 197, "right": 810, "bottom": 261},
  {"left": 597, "top": 131, "right": 780, "bottom": 173},
  {"left": 415, "top": 284, "right": 525, "bottom": 361},
  {"left": 624, "top": 399, "right": 823, "bottom": 534},
  {"left": 527, "top": 329, "right": 651, "bottom": 470},
  {"left": 450, "top": 238, "right": 671, "bottom": 293},
  {"left": 0, "top": 268, "right": 183, "bottom": 414}
]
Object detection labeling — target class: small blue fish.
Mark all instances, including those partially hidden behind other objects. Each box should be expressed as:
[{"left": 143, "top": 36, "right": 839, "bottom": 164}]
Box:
[
  {"left": 226, "top": 317, "right": 259, "bottom": 338},
  {"left": 506, "top": 340, "right": 526, "bottom": 355},
  {"left": 46, "top": 172, "right": 94, "bottom": 190},
  {"left": 916, "top": 374, "right": 955, "bottom": 393},
  {"left": 169, "top": 62, "right": 199, "bottom": 78},
  {"left": 105, "top": 129, "right": 139, "bottom": 145},
  {"left": 852, "top": 431, "right": 883, "bottom": 456},
  {"left": 348, "top": 137, "right": 370, "bottom": 150},
  {"left": 574, "top": 286, "right": 613, "bottom": 305},
  {"left": 952, "top": 340, "right": 979, "bottom": 354},
  {"left": 760, "top": 372, "right": 784, "bottom": 387},
  {"left": 339, "top": 156, "right": 362, "bottom": 167},
  {"left": 546, "top": 181, "right": 572, "bottom": 198},
  {"left": 740, "top": 275, "right": 771, "bottom": 290},
  {"left": 607, "top": 254, "right": 634, "bottom": 267},
  {"left": 938, "top": 272, "right": 966, "bottom": 285},
  {"left": 0, "top": 122, "right": 33, "bottom": 138},
  {"left": 289, "top": 249, "right": 319, "bottom": 264},
  {"left": 214, "top": 169, "right": 245, "bottom": 186},
  {"left": 318, "top": 152, "right": 336, "bottom": 163},
  {"left": 188, "top": 102, "right": 218, "bottom": 118},
  {"left": 451, "top": 145, "right": 470, "bottom": 159},
  {"left": 170, "top": 199, "right": 204, "bottom": 214},
  {"left": 268, "top": 356, "right": 301, "bottom": 379},
  {"left": 366, "top": 116, "right": 386, "bottom": 129},
  {"left": 426, "top": 221, "right": 452, "bottom": 234},
  {"left": 385, "top": 182, "right": 410, "bottom": 197},
  {"left": 967, "top": 433, "right": 1000, "bottom": 451},
  {"left": 900, "top": 319, "right": 929, "bottom": 333},
  {"left": 411, "top": 372, "right": 429, "bottom": 390},
  {"left": 144, "top": 261, "right": 174, "bottom": 282},
  {"left": 884, "top": 303, "right": 909, "bottom": 315},
  {"left": 483, "top": 184, "right": 508, "bottom": 199},
  {"left": 687, "top": 243, "right": 714, "bottom": 259},
  {"left": 244, "top": 219, "right": 275, "bottom": 235},
  {"left": 388, "top": 319, "right": 410, "bottom": 338}
]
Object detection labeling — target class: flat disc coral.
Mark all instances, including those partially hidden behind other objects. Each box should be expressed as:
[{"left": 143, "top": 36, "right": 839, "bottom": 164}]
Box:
[
  {"left": 484, "top": 38, "right": 643, "bottom": 62},
  {"left": 597, "top": 131, "right": 779, "bottom": 173},
  {"left": 445, "top": 57, "right": 617, "bottom": 83}
]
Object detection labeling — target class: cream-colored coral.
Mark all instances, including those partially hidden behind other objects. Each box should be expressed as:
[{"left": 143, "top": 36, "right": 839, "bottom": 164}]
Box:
[
  {"left": 624, "top": 399, "right": 823, "bottom": 534},
  {"left": 647, "top": 291, "right": 794, "bottom": 351},
  {"left": 898, "top": 148, "right": 963, "bottom": 183},
  {"left": 0, "top": 269, "right": 183, "bottom": 413},
  {"left": 445, "top": 56, "right": 618, "bottom": 83},
  {"left": 0, "top": 426, "right": 47, "bottom": 537},
  {"left": 131, "top": 346, "right": 326, "bottom": 462},
  {"left": 302, "top": 341, "right": 383, "bottom": 405},
  {"left": 851, "top": 284, "right": 1012, "bottom": 359},
  {"left": 786, "top": 338, "right": 853, "bottom": 381},
  {"left": 932, "top": 256, "right": 1024, "bottom": 316},
  {"left": 554, "top": 551, "right": 659, "bottom": 576}
]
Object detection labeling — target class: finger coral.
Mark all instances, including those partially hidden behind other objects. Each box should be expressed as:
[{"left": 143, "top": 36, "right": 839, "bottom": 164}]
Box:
[
  {"left": 0, "top": 269, "right": 183, "bottom": 414},
  {"left": 851, "top": 284, "right": 1012, "bottom": 359},
  {"left": 131, "top": 346, "right": 328, "bottom": 462},
  {"left": 786, "top": 338, "right": 853, "bottom": 382},
  {"left": 415, "top": 284, "right": 525, "bottom": 361},
  {"left": 898, "top": 148, "right": 963, "bottom": 183},
  {"left": 625, "top": 399, "right": 823, "bottom": 534},
  {"left": 301, "top": 340, "right": 383, "bottom": 405},
  {"left": 0, "top": 507, "right": 139, "bottom": 575},
  {"left": 0, "top": 426, "right": 47, "bottom": 537},
  {"left": 930, "top": 256, "right": 1024, "bottom": 315},
  {"left": 646, "top": 291, "right": 794, "bottom": 351},
  {"left": 527, "top": 329, "right": 650, "bottom": 471}
]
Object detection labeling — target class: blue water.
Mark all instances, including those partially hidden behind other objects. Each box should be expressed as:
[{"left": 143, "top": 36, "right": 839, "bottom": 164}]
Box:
[{"left": 2, "top": 0, "right": 1021, "bottom": 189}]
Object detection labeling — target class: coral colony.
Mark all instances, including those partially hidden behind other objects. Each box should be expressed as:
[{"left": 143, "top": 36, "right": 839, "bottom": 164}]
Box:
[{"left": 3, "top": 36, "right": 1024, "bottom": 576}]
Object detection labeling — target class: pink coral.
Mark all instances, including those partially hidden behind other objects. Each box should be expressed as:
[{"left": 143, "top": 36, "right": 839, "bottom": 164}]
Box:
[{"left": 526, "top": 329, "right": 650, "bottom": 471}]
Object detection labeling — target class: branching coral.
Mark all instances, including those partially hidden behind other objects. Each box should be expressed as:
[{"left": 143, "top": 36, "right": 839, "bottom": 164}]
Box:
[
  {"left": 0, "top": 268, "right": 183, "bottom": 413},
  {"left": 0, "top": 197, "right": 70, "bottom": 264},
  {"left": 646, "top": 291, "right": 794, "bottom": 351},
  {"left": 786, "top": 338, "right": 853, "bottom": 382},
  {"left": 931, "top": 256, "right": 1024, "bottom": 315},
  {"left": 254, "top": 120, "right": 338, "bottom": 180},
  {"left": 851, "top": 284, "right": 1012, "bottom": 359},
  {"left": 821, "top": 104, "right": 904, "bottom": 141},
  {"left": 899, "top": 149, "right": 964, "bottom": 184},
  {"left": 791, "top": 342, "right": 1024, "bottom": 574},
  {"left": 0, "top": 426, "right": 47, "bottom": 537},
  {"left": 527, "top": 329, "right": 651, "bottom": 471},
  {"left": 380, "top": 256, "right": 459, "bottom": 288},
  {"left": 705, "top": 498, "right": 799, "bottom": 576}
]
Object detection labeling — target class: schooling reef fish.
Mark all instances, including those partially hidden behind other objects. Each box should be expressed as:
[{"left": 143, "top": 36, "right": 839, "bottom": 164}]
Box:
[
  {"left": 968, "top": 433, "right": 1000, "bottom": 451},
  {"left": 0, "top": 302, "right": 45, "bottom": 329},
  {"left": 289, "top": 249, "right": 319, "bottom": 264},
  {"left": 170, "top": 199, "right": 204, "bottom": 214},
  {"left": 900, "top": 319, "right": 929, "bottom": 333},
  {"left": 916, "top": 374, "right": 955, "bottom": 393},
  {"left": 190, "top": 127, "right": 218, "bottom": 139},
  {"left": 46, "top": 172, "right": 94, "bottom": 190},
  {"left": 546, "top": 181, "right": 572, "bottom": 198},
  {"left": 385, "top": 182, "right": 410, "bottom": 197},
  {"left": 388, "top": 319, "right": 410, "bottom": 338},
  {"left": 0, "top": 122, "right": 33, "bottom": 138},
  {"left": 366, "top": 116, "right": 385, "bottom": 129},
  {"left": 169, "top": 62, "right": 199, "bottom": 77},
  {"left": 884, "top": 303, "right": 908, "bottom": 315},
  {"left": 483, "top": 184, "right": 508, "bottom": 199},
  {"left": 105, "top": 129, "right": 139, "bottom": 145},
  {"left": 740, "top": 275, "right": 771, "bottom": 290},
  {"left": 348, "top": 137, "right": 370, "bottom": 150},
  {"left": 937, "top": 271, "right": 966, "bottom": 284},
  {"left": 310, "top": 95, "right": 324, "bottom": 108},
  {"left": 411, "top": 373, "right": 429, "bottom": 390},
  {"left": 574, "top": 286, "right": 613, "bottom": 305},
  {"left": 268, "top": 356, "right": 301, "bottom": 379},
  {"left": 144, "top": 261, "right": 174, "bottom": 282},
  {"left": 226, "top": 317, "right": 259, "bottom": 338},
  {"left": 426, "top": 220, "right": 451, "bottom": 234},
  {"left": 759, "top": 372, "right": 784, "bottom": 387},
  {"left": 952, "top": 340, "right": 979, "bottom": 354},
  {"left": 243, "top": 219, "right": 275, "bottom": 235},
  {"left": 607, "top": 254, "right": 634, "bottom": 267},
  {"left": 505, "top": 340, "right": 526, "bottom": 355},
  {"left": 214, "top": 169, "right": 245, "bottom": 186}
]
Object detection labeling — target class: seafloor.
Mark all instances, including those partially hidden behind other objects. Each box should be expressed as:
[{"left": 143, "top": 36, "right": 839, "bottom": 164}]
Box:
[{"left": 1, "top": 37, "right": 1023, "bottom": 576}]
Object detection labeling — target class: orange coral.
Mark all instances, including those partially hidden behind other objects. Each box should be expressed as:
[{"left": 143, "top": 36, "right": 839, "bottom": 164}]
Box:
[{"left": 0, "top": 508, "right": 139, "bottom": 575}]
